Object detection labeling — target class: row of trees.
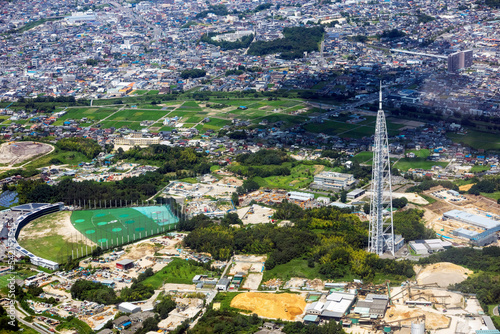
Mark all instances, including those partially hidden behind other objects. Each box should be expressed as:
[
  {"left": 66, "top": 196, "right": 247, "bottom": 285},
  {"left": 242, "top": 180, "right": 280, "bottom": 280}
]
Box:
[
  {"left": 407, "top": 178, "right": 458, "bottom": 192},
  {"left": 17, "top": 172, "right": 164, "bottom": 204},
  {"left": 236, "top": 149, "right": 292, "bottom": 166}
]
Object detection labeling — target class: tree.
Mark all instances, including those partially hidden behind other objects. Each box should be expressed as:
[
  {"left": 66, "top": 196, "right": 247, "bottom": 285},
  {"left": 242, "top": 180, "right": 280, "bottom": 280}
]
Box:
[
  {"left": 340, "top": 190, "right": 347, "bottom": 203},
  {"left": 231, "top": 192, "right": 239, "bottom": 207},
  {"left": 392, "top": 197, "right": 408, "bottom": 209},
  {"left": 154, "top": 296, "right": 176, "bottom": 319},
  {"left": 221, "top": 212, "right": 243, "bottom": 226}
]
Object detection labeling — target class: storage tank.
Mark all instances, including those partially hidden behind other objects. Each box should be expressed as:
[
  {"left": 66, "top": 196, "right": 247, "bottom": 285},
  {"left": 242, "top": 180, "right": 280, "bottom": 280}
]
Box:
[{"left": 411, "top": 320, "right": 425, "bottom": 334}]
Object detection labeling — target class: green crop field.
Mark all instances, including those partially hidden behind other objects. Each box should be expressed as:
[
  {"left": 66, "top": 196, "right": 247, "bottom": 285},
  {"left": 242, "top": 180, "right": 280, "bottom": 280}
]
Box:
[
  {"left": 70, "top": 205, "right": 179, "bottom": 249},
  {"left": 142, "top": 258, "right": 216, "bottom": 288},
  {"left": 55, "top": 107, "right": 119, "bottom": 124},
  {"left": 99, "top": 120, "right": 145, "bottom": 130},
  {"left": 106, "top": 109, "right": 167, "bottom": 122}
]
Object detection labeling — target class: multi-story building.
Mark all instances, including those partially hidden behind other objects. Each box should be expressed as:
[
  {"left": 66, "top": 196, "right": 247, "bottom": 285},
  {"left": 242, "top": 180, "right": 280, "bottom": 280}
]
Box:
[{"left": 313, "top": 172, "right": 356, "bottom": 190}]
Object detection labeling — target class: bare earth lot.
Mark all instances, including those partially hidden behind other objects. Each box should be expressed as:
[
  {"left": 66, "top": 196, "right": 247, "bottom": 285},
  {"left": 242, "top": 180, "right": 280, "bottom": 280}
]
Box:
[
  {"left": 416, "top": 262, "right": 472, "bottom": 288},
  {"left": 0, "top": 141, "right": 53, "bottom": 166},
  {"left": 230, "top": 292, "right": 306, "bottom": 321}
]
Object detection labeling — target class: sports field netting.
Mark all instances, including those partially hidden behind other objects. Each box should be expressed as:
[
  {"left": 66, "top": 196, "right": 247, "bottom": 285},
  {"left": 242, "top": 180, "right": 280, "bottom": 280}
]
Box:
[{"left": 70, "top": 205, "right": 179, "bottom": 248}]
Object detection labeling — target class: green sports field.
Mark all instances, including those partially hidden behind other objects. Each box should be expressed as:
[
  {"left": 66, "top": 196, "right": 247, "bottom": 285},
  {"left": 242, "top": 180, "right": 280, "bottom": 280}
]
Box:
[{"left": 70, "top": 205, "right": 179, "bottom": 248}]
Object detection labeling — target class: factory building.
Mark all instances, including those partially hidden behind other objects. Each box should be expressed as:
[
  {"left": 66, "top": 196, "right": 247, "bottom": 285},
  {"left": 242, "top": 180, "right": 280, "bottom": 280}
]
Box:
[
  {"left": 116, "top": 259, "right": 134, "bottom": 270},
  {"left": 443, "top": 210, "right": 500, "bottom": 230},
  {"left": 409, "top": 239, "right": 453, "bottom": 255},
  {"left": 287, "top": 191, "right": 315, "bottom": 202}
]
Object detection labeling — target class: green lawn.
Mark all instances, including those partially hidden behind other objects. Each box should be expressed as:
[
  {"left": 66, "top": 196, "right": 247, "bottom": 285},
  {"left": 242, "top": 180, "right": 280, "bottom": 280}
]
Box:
[
  {"left": 447, "top": 130, "right": 500, "bottom": 151},
  {"left": 262, "top": 258, "right": 323, "bottom": 282},
  {"left": 0, "top": 274, "right": 15, "bottom": 289},
  {"left": 142, "top": 258, "right": 217, "bottom": 288},
  {"left": 212, "top": 292, "right": 245, "bottom": 311},
  {"left": 470, "top": 165, "right": 491, "bottom": 173},
  {"left": 406, "top": 149, "right": 430, "bottom": 158},
  {"left": 418, "top": 194, "right": 436, "bottom": 205},
  {"left": 480, "top": 192, "right": 500, "bottom": 201},
  {"left": 242, "top": 163, "right": 330, "bottom": 191},
  {"left": 23, "top": 149, "right": 90, "bottom": 169},
  {"left": 394, "top": 158, "right": 448, "bottom": 171},
  {"left": 18, "top": 211, "right": 88, "bottom": 263},
  {"left": 352, "top": 151, "right": 373, "bottom": 164}
]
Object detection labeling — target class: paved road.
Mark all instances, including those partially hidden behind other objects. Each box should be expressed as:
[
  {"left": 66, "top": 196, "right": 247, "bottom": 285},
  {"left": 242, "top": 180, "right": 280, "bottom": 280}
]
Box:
[
  {"left": 189, "top": 256, "right": 233, "bottom": 329},
  {"left": 15, "top": 301, "right": 53, "bottom": 334}
]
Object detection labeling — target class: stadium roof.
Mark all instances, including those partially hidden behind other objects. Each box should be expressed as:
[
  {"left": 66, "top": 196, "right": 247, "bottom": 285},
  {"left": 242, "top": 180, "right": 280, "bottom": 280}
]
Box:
[{"left": 11, "top": 203, "right": 48, "bottom": 212}]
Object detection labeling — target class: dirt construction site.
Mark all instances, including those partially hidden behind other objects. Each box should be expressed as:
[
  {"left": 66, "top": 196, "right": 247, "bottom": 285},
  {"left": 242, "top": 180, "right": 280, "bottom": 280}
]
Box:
[
  {"left": 421, "top": 186, "right": 500, "bottom": 246},
  {"left": 0, "top": 141, "right": 53, "bottom": 166},
  {"left": 230, "top": 292, "right": 306, "bottom": 321},
  {"left": 382, "top": 262, "right": 483, "bottom": 332}
]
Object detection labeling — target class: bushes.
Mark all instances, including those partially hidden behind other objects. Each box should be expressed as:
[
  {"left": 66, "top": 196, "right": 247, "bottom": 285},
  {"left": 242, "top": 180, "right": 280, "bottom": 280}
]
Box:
[
  {"left": 180, "top": 69, "right": 206, "bottom": 79},
  {"left": 393, "top": 209, "right": 435, "bottom": 241},
  {"left": 70, "top": 280, "right": 118, "bottom": 305},
  {"left": 247, "top": 26, "right": 324, "bottom": 59},
  {"left": 56, "top": 137, "right": 102, "bottom": 159}
]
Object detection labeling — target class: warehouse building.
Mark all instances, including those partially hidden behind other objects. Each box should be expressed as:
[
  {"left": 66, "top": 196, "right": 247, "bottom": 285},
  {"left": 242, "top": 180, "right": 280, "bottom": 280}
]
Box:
[
  {"left": 118, "top": 302, "right": 141, "bottom": 314},
  {"left": 347, "top": 189, "right": 365, "bottom": 200},
  {"left": 409, "top": 239, "right": 453, "bottom": 255},
  {"left": 443, "top": 210, "right": 500, "bottom": 230},
  {"left": 353, "top": 294, "right": 389, "bottom": 319},
  {"left": 116, "top": 259, "right": 134, "bottom": 270},
  {"left": 306, "top": 291, "right": 356, "bottom": 320},
  {"left": 287, "top": 191, "right": 314, "bottom": 202}
]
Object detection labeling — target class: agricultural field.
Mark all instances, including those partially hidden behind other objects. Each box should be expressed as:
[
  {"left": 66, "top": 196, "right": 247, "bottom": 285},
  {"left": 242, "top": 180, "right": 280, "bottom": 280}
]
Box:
[
  {"left": 304, "top": 118, "right": 404, "bottom": 138},
  {"left": 142, "top": 258, "right": 216, "bottom": 288},
  {"left": 53, "top": 107, "right": 119, "bottom": 125}
]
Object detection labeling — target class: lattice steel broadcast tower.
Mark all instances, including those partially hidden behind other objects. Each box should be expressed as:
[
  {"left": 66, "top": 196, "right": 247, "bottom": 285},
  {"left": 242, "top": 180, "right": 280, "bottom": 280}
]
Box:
[{"left": 368, "top": 84, "right": 395, "bottom": 256}]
